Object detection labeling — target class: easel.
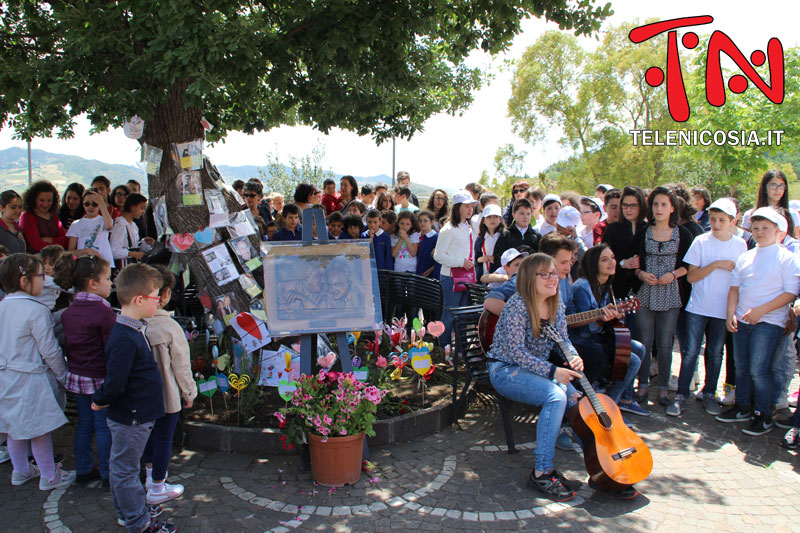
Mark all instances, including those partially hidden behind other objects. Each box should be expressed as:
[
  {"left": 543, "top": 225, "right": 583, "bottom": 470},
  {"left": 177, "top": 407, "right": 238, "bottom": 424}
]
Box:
[{"left": 297, "top": 208, "right": 364, "bottom": 470}]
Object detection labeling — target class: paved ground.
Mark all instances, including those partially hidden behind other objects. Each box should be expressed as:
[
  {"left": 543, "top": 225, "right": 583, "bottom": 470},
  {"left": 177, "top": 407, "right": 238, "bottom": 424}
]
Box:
[{"left": 4, "top": 358, "right": 800, "bottom": 532}]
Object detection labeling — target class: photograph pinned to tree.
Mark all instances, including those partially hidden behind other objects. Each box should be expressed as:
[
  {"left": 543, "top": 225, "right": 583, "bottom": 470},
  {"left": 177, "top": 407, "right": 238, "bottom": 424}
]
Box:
[
  {"left": 123, "top": 115, "right": 144, "bottom": 139},
  {"left": 238, "top": 273, "right": 262, "bottom": 298},
  {"left": 178, "top": 170, "right": 203, "bottom": 205},
  {"left": 227, "top": 210, "right": 258, "bottom": 238},
  {"left": 213, "top": 292, "right": 239, "bottom": 326},
  {"left": 138, "top": 143, "right": 163, "bottom": 175},
  {"left": 202, "top": 243, "right": 238, "bottom": 286},
  {"left": 262, "top": 241, "right": 382, "bottom": 336},
  {"left": 204, "top": 189, "right": 229, "bottom": 228},
  {"left": 150, "top": 196, "right": 173, "bottom": 237},
  {"left": 230, "top": 236, "right": 262, "bottom": 272},
  {"left": 249, "top": 296, "right": 267, "bottom": 321},
  {"left": 171, "top": 139, "right": 203, "bottom": 170}
]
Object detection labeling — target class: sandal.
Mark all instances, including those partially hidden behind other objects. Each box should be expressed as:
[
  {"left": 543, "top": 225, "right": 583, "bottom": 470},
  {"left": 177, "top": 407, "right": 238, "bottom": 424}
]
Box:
[{"left": 527, "top": 471, "right": 577, "bottom": 502}]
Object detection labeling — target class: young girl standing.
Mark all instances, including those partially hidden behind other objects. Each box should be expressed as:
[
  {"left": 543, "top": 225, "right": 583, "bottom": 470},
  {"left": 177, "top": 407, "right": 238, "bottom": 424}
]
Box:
[
  {"left": 54, "top": 253, "right": 116, "bottom": 485},
  {"left": 110, "top": 193, "right": 153, "bottom": 270},
  {"left": 474, "top": 204, "right": 504, "bottom": 282},
  {"left": 0, "top": 253, "right": 76, "bottom": 490},
  {"left": 391, "top": 211, "right": 420, "bottom": 273},
  {"left": 143, "top": 265, "right": 197, "bottom": 505},
  {"left": 0, "top": 190, "right": 26, "bottom": 254},
  {"left": 67, "top": 189, "right": 114, "bottom": 263}
]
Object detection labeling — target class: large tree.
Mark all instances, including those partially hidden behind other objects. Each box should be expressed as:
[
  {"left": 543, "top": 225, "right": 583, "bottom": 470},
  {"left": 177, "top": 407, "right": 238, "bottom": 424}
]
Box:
[{"left": 0, "top": 0, "right": 610, "bottom": 306}]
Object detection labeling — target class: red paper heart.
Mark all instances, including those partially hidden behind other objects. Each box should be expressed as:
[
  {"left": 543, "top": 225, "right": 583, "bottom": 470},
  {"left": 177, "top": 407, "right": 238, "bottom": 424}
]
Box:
[
  {"left": 198, "top": 290, "right": 212, "bottom": 310},
  {"left": 172, "top": 232, "right": 194, "bottom": 251},
  {"left": 235, "top": 312, "right": 261, "bottom": 339}
]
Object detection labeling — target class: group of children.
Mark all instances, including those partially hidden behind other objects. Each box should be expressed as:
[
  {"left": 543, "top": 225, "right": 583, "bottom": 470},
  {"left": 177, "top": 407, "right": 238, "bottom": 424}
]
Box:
[{"left": 0, "top": 244, "right": 195, "bottom": 532}]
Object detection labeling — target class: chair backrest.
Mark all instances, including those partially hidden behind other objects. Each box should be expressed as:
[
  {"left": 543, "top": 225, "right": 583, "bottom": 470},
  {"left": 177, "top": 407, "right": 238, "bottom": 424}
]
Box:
[
  {"left": 385, "top": 271, "right": 443, "bottom": 320},
  {"left": 377, "top": 269, "right": 392, "bottom": 319},
  {"left": 464, "top": 283, "right": 490, "bottom": 306},
  {"left": 449, "top": 305, "right": 490, "bottom": 384}
]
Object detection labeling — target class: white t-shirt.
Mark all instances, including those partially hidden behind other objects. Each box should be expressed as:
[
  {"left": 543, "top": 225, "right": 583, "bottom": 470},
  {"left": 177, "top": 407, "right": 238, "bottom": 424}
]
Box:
[
  {"left": 480, "top": 231, "right": 500, "bottom": 260},
  {"left": 742, "top": 207, "right": 800, "bottom": 231},
  {"left": 67, "top": 216, "right": 113, "bottom": 264},
  {"left": 391, "top": 232, "right": 420, "bottom": 273},
  {"left": 731, "top": 242, "right": 800, "bottom": 327},
  {"left": 685, "top": 232, "right": 748, "bottom": 319},
  {"left": 579, "top": 225, "right": 594, "bottom": 249},
  {"left": 535, "top": 219, "right": 557, "bottom": 236},
  {"left": 487, "top": 265, "right": 508, "bottom": 289}
]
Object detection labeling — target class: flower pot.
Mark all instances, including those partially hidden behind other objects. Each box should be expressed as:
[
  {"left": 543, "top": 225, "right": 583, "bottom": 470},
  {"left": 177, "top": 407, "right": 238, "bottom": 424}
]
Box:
[{"left": 307, "top": 432, "right": 365, "bottom": 487}]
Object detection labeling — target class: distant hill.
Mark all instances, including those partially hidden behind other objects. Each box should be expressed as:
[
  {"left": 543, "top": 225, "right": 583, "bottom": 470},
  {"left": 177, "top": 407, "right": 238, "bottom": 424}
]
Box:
[{"left": 0, "top": 148, "right": 444, "bottom": 198}]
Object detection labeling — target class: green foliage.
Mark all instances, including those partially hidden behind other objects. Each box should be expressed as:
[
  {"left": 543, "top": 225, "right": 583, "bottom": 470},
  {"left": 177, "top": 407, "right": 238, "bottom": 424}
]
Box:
[
  {"left": 258, "top": 142, "right": 335, "bottom": 199},
  {"left": 0, "top": 0, "right": 611, "bottom": 144}
]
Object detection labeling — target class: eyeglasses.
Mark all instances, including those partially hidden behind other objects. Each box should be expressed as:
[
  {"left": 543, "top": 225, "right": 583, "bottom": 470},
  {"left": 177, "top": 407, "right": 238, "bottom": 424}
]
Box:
[
  {"left": 513, "top": 188, "right": 529, "bottom": 194},
  {"left": 83, "top": 202, "right": 99, "bottom": 208},
  {"left": 115, "top": 191, "right": 128, "bottom": 197},
  {"left": 767, "top": 182, "right": 787, "bottom": 190},
  {"left": 535, "top": 271, "right": 559, "bottom": 280},
  {"left": 621, "top": 203, "right": 639, "bottom": 209},
  {"left": 580, "top": 210, "right": 594, "bottom": 215}
]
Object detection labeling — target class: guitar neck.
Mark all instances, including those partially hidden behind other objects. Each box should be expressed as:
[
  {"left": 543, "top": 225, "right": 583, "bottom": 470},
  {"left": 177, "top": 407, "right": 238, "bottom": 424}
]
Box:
[
  {"left": 546, "top": 326, "right": 608, "bottom": 417},
  {"left": 566, "top": 308, "right": 604, "bottom": 326}
]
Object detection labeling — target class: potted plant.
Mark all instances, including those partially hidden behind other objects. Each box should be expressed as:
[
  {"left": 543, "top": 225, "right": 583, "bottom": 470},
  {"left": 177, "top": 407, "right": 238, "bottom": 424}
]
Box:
[{"left": 275, "top": 370, "right": 387, "bottom": 486}]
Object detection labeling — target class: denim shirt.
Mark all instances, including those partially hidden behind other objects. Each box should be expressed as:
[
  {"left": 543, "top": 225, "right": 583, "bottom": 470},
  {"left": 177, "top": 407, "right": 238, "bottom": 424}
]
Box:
[
  {"left": 487, "top": 294, "right": 575, "bottom": 379},
  {"left": 567, "top": 277, "right": 609, "bottom": 340}
]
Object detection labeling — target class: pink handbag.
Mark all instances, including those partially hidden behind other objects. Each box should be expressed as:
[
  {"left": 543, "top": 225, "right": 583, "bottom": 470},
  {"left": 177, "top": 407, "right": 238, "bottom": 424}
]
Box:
[{"left": 451, "top": 233, "right": 475, "bottom": 292}]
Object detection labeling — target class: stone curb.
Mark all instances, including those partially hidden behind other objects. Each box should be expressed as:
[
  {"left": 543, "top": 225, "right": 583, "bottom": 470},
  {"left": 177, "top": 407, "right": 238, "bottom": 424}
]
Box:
[{"left": 183, "top": 396, "right": 463, "bottom": 454}]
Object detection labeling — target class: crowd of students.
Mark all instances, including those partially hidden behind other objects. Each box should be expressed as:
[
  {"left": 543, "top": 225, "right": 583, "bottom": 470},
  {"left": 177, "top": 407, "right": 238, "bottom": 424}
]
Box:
[{"left": 2, "top": 169, "right": 800, "bottom": 515}]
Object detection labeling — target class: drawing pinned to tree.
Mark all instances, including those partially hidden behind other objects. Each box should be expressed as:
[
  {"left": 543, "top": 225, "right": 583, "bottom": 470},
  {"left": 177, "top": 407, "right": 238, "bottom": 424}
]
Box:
[
  {"left": 202, "top": 243, "right": 238, "bottom": 286},
  {"left": 230, "top": 237, "right": 262, "bottom": 272},
  {"left": 262, "top": 241, "right": 382, "bottom": 335},
  {"left": 123, "top": 115, "right": 144, "bottom": 139},
  {"left": 231, "top": 312, "right": 271, "bottom": 353},
  {"left": 178, "top": 170, "right": 203, "bottom": 206},
  {"left": 204, "top": 189, "right": 229, "bottom": 228},
  {"left": 172, "top": 139, "right": 203, "bottom": 170},
  {"left": 139, "top": 143, "right": 163, "bottom": 176}
]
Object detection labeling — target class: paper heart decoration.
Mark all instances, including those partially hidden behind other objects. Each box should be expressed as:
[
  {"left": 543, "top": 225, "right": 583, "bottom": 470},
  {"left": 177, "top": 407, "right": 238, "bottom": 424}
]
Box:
[
  {"left": 317, "top": 351, "right": 337, "bottom": 369},
  {"left": 184, "top": 330, "right": 199, "bottom": 341},
  {"left": 418, "top": 326, "right": 426, "bottom": 339},
  {"left": 278, "top": 379, "right": 298, "bottom": 401},
  {"left": 423, "top": 366, "right": 435, "bottom": 381},
  {"left": 227, "top": 373, "right": 251, "bottom": 391},
  {"left": 353, "top": 366, "right": 369, "bottom": 381},
  {"left": 198, "top": 290, "right": 212, "bottom": 310},
  {"left": 191, "top": 357, "right": 206, "bottom": 373},
  {"left": 389, "top": 352, "right": 409, "bottom": 369},
  {"left": 390, "top": 367, "right": 403, "bottom": 381},
  {"left": 197, "top": 376, "right": 218, "bottom": 397},
  {"left": 427, "top": 321, "right": 446, "bottom": 337},
  {"left": 194, "top": 227, "right": 215, "bottom": 244},
  {"left": 410, "top": 347, "right": 433, "bottom": 377},
  {"left": 346, "top": 333, "right": 356, "bottom": 345},
  {"left": 412, "top": 317, "right": 422, "bottom": 334},
  {"left": 172, "top": 232, "right": 194, "bottom": 251},
  {"left": 213, "top": 353, "right": 231, "bottom": 372},
  {"left": 231, "top": 312, "right": 271, "bottom": 353},
  {"left": 216, "top": 372, "right": 230, "bottom": 392}
]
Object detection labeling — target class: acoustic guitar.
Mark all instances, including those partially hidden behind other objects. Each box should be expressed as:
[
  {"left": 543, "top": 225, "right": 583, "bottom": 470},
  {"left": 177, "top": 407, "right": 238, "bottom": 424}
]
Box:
[
  {"left": 541, "top": 323, "right": 653, "bottom": 491},
  {"left": 478, "top": 296, "right": 640, "bottom": 359}
]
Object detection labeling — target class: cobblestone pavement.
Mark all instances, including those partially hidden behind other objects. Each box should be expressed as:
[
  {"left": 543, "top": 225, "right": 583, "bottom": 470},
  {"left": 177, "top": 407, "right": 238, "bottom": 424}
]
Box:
[{"left": 4, "top": 359, "right": 800, "bottom": 532}]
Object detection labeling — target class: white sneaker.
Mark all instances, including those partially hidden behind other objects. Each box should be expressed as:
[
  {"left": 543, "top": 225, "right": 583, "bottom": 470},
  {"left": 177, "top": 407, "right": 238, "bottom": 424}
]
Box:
[
  {"left": 145, "top": 470, "right": 167, "bottom": 491},
  {"left": 39, "top": 466, "right": 76, "bottom": 491},
  {"left": 0, "top": 446, "right": 10, "bottom": 464},
  {"left": 776, "top": 397, "right": 790, "bottom": 411},
  {"left": 146, "top": 482, "right": 184, "bottom": 505},
  {"left": 789, "top": 391, "right": 798, "bottom": 407},
  {"left": 11, "top": 462, "right": 40, "bottom": 486},
  {"left": 720, "top": 384, "right": 735, "bottom": 406},
  {"left": 668, "top": 375, "right": 679, "bottom": 392}
]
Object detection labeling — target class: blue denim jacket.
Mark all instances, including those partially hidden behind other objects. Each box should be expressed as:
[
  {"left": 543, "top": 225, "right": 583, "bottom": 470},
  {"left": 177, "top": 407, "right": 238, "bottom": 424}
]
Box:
[{"left": 567, "top": 277, "right": 609, "bottom": 340}]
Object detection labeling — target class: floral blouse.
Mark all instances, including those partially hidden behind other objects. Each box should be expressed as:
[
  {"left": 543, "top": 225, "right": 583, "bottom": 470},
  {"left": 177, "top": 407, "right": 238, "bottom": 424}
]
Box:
[{"left": 488, "top": 293, "right": 576, "bottom": 379}]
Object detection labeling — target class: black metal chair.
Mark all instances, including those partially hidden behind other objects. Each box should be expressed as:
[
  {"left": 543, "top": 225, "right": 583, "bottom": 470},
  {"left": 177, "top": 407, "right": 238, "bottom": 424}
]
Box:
[
  {"left": 463, "top": 283, "right": 490, "bottom": 306},
  {"left": 449, "top": 305, "right": 516, "bottom": 453},
  {"left": 383, "top": 270, "right": 443, "bottom": 321},
  {"left": 377, "top": 269, "right": 392, "bottom": 320}
]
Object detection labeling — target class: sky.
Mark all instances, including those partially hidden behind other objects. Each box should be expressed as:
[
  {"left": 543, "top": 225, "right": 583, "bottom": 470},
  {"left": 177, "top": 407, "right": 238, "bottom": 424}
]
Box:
[{"left": 1, "top": 1, "right": 798, "bottom": 190}]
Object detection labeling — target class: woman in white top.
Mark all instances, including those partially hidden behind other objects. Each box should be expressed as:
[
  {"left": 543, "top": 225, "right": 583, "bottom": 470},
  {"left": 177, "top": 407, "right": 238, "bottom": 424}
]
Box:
[
  {"left": 110, "top": 193, "right": 154, "bottom": 269},
  {"left": 433, "top": 190, "right": 479, "bottom": 347}
]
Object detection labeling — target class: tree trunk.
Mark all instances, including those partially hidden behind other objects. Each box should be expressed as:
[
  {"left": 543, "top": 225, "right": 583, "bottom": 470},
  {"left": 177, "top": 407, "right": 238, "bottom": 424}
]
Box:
[{"left": 141, "top": 81, "right": 255, "bottom": 314}]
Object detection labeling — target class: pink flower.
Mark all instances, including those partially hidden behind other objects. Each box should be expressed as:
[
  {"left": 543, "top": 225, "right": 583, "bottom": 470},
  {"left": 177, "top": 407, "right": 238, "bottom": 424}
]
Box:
[
  {"left": 376, "top": 355, "right": 387, "bottom": 368},
  {"left": 273, "top": 411, "right": 286, "bottom": 424},
  {"left": 340, "top": 429, "right": 347, "bottom": 435},
  {"left": 364, "top": 386, "right": 382, "bottom": 404}
]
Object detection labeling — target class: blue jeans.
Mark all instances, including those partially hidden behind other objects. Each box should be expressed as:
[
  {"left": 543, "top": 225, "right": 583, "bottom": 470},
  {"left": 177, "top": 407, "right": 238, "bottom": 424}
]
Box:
[
  {"left": 488, "top": 360, "right": 577, "bottom": 472},
  {"left": 678, "top": 312, "right": 727, "bottom": 398},
  {"left": 771, "top": 334, "right": 792, "bottom": 405},
  {"left": 108, "top": 419, "right": 155, "bottom": 533},
  {"left": 142, "top": 412, "right": 180, "bottom": 481},
  {"left": 733, "top": 321, "right": 783, "bottom": 414},
  {"left": 74, "top": 393, "right": 111, "bottom": 478},
  {"left": 635, "top": 306, "right": 681, "bottom": 390},
  {"left": 607, "top": 340, "right": 644, "bottom": 404},
  {"left": 441, "top": 275, "right": 468, "bottom": 348}
]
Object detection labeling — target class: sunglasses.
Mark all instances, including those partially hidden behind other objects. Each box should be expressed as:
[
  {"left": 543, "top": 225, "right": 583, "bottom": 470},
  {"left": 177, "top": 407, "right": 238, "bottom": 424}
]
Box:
[
  {"left": 83, "top": 202, "right": 99, "bottom": 208},
  {"left": 242, "top": 193, "right": 258, "bottom": 198},
  {"left": 513, "top": 188, "right": 529, "bottom": 194}
]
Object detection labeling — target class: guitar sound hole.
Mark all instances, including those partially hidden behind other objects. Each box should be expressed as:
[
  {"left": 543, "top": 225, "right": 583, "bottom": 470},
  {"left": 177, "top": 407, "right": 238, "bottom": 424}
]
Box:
[{"left": 598, "top": 412, "right": 613, "bottom": 429}]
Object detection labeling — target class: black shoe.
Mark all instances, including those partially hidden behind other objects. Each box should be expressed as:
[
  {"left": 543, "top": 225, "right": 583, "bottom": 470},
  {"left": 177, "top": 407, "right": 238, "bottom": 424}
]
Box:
[
  {"left": 76, "top": 469, "right": 101, "bottom": 484},
  {"left": 715, "top": 406, "right": 751, "bottom": 423},
  {"left": 99, "top": 477, "right": 111, "bottom": 489},
  {"left": 775, "top": 416, "right": 796, "bottom": 429},
  {"left": 588, "top": 478, "right": 639, "bottom": 500},
  {"left": 742, "top": 411, "right": 773, "bottom": 436},
  {"left": 781, "top": 427, "right": 800, "bottom": 449},
  {"left": 527, "top": 471, "right": 576, "bottom": 502},
  {"left": 142, "top": 519, "right": 177, "bottom": 533},
  {"left": 658, "top": 394, "right": 670, "bottom": 407}
]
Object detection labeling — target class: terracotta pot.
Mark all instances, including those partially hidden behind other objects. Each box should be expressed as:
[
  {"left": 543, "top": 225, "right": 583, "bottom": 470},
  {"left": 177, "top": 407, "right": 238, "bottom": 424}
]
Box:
[{"left": 307, "top": 432, "right": 365, "bottom": 487}]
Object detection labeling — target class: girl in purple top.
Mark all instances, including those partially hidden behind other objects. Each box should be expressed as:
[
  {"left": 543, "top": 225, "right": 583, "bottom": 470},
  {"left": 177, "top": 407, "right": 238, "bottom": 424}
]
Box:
[{"left": 54, "top": 254, "right": 116, "bottom": 486}]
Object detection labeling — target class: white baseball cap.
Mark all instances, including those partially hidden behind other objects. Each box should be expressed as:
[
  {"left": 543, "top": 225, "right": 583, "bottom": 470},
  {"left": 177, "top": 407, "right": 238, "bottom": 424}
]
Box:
[
  {"left": 596, "top": 184, "right": 614, "bottom": 192},
  {"left": 500, "top": 248, "right": 528, "bottom": 267},
  {"left": 708, "top": 198, "right": 737, "bottom": 218},
  {"left": 451, "top": 190, "right": 479, "bottom": 205},
  {"left": 556, "top": 206, "right": 581, "bottom": 228},
  {"left": 580, "top": 196, "right": 605, "bottom": 215},
  {"left": 751, "top": 207, "right": 788, "bottom": 233},
  {"left": 542, "top": 194, "right": 561, "bottom": 208},
  {"left": 481, "top": 203, "right": 502, "bottom": 218},
  {"left": 790, "top": 199, "right": 800, "bottom": 212}
]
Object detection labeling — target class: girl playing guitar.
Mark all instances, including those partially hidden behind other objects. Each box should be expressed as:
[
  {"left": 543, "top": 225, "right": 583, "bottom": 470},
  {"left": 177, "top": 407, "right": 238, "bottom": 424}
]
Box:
[{"left": 486, "top": 253, "right": 584, "bottom": 501}]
